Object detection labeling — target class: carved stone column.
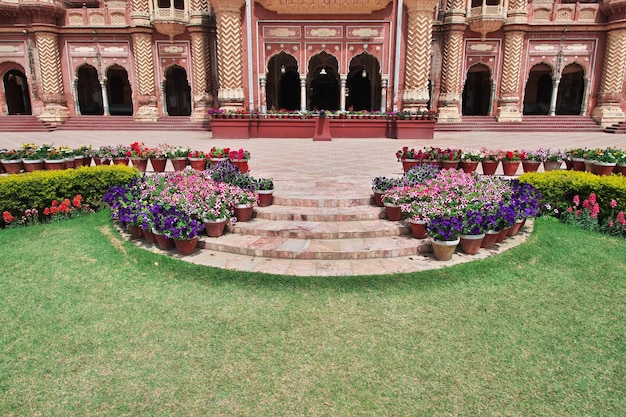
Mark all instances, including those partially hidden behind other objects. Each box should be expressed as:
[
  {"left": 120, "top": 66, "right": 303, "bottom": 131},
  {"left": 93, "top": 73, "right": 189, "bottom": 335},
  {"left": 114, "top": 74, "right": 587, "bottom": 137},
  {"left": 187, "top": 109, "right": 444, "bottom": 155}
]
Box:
[
  {"left": 130, "top": 0, "right": 150, "bottom": 26},
  {"left": 300, "top": 76, "right": 307, "bottom": 112},
  {"left": 212, "top": 0, "right": 246, "bottom": 110},
  {"left": 35, "top": 32, "right": 69, "bottom": 123},
  {"left": 189, "top": 28, "right": 213, "bottom": 121},
  {"left": 381, "top": 77, "right": 388, "bottom": 113},
  {"left": 592, "top": 29, "right": 626, "bottom": 127},
  {"left": 438, "top": 25, "right": 465, "bottom": 122},
  {"left": 402, "top": 0, "right": 439, "bottom": 111},
  {"left": 496, "top": 30, "right": 525, "bottom": 122},
  {"left": 340, "top": 75, "right": 347, "bottom": 112},
  {"left": 131, "top": 32, "right": 159, "bottom": 121}
]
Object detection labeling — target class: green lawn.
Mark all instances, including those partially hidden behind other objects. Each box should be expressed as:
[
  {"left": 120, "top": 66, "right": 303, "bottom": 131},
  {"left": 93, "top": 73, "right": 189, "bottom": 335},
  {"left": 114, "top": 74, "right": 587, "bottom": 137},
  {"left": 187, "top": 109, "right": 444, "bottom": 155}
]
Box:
[{"left": 1, "top": 211, "right": 625, "bottom": 416}]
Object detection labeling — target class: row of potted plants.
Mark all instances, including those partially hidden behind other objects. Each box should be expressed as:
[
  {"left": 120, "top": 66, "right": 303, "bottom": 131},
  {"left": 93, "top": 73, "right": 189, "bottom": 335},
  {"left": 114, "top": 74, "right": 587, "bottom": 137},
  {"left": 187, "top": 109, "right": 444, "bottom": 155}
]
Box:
[
  {"left": 103, "top": 167, "right": 270, "bottom": 255},
  {"left": 208, "top": 108, "right": 437, "bottom": 120},
  {"left": 374, "top": 165, "right": 542, "bottom": 260},
  {"left": 0, "top": 143, "right": 253, "bottom": 175},
  {"left": 396, "top": 147, "right": 626, "bottom": 176}
]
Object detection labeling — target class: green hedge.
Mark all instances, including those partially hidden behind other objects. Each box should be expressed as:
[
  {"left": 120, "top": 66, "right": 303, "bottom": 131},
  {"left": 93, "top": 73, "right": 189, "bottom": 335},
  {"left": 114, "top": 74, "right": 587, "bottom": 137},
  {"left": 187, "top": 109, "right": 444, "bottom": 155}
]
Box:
[
  {"left": 0, "top": 165, "right": 138, "bottom": 215},
  {"left": 519, "top": 171, "right": 626, "bottom": 214}
]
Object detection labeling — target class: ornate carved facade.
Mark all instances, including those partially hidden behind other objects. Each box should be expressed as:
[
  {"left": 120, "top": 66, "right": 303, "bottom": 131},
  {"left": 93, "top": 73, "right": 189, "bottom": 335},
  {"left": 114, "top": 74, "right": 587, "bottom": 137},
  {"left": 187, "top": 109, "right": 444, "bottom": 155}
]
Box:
[{"left": 1, "top": 0, "right": 625, "bottom": 126}]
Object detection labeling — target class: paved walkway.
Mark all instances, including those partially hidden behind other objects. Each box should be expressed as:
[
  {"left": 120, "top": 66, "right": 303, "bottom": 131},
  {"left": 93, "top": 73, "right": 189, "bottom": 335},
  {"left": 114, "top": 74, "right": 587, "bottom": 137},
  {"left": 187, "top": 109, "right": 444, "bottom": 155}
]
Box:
[{"left": 2, "top": 130, "right": 622, "bottom": 276}]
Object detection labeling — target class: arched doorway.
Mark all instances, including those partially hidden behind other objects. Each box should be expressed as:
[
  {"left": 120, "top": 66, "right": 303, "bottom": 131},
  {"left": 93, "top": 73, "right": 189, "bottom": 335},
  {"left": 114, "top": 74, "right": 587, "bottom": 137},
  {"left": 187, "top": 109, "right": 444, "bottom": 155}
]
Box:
[
  {"left": 106, "top": 65, "right": 133, "bottom": 116},
  {"left": 308, "top": 51, "right": 339, "bottom": 111},
  {"left": 3, "top": 69, "right": 31, "bottom": 115},
  {"left": 77, "top": 65, "right": 104, "bottom": 115},
  {"left": 462, "top": 63, "right": 492, "bottom": 116},
  {"left": 346, "top": 52, "right": 381, "bottom": 111},
  {"left": 523, "top": 63, "right": 553, "bottom": 115},
  {"left": 266, "top": 51, "right": 300, "bottom": 111},
  {"left": 164, "top": 65, "right": 191, "bottom": 116},
  {"left": 556, "top": 63, "right": 585, "bottom": 115}
]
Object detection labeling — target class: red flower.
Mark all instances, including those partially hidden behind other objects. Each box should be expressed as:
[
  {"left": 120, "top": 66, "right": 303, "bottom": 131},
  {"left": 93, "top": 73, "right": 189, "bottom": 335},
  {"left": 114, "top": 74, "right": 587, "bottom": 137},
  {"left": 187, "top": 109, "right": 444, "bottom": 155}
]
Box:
[
  {"left": 52, "top": 200, "right": 58, "bottom": 207},
  {"left": 3, "top": 211, "right": 14, "bottom": 223},
  {"left": 44, "top": 208, "right": 50, "bottom": 216}
]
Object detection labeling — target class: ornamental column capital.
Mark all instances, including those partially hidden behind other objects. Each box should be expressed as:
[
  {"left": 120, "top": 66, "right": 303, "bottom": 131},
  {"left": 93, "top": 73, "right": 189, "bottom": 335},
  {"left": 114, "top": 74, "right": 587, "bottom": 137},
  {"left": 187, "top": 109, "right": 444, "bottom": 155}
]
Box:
[
  {"left": 404, "top": 0, "right": 439, "bottom": 13},
  {"left": 211, "top": 0, "right": 245, "bottom": 13}
]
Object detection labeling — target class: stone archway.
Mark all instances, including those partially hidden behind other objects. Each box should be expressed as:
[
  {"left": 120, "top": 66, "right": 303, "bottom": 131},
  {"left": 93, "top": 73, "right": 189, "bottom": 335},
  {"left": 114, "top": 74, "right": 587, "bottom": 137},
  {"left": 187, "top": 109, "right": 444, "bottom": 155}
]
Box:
[
  {"left": 523, "top": 63, "right": 553, "bottom": 115},
  {"left": 307, "top": 51, "right": 339, "bottom": 111},
  {"left": 77, "top": 64, "right": 104, "bottom": 115},
  {"left": 106, "top": 65, "right": 133, "bottom": 116},
  {"left": 462, "top": 63, "right": 492, "bottom": 116},
  {"left": 164, "top": 65, "right": 191, "bottom": 116},
  {"left": 266, "top": 51, "right": 300, "bottom": 111},
  {"left": 556, "top": 63, "right": 585, "bottom": 115},
  {"left": 346, "top": 52, "right": 381, "bottom": 112},
  {"left": 3, "top": 69, "right": 31, "bottom": 115}
]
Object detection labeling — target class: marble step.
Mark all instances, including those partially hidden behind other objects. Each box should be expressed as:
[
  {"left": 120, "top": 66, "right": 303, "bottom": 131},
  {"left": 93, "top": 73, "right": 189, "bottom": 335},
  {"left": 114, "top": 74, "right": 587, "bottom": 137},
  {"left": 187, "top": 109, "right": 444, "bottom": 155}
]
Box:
[
  {"left": 254, "top": 204, "right": 388, "bottom": 221},
  {"left": 198, "top": 233, "right": 431, "bottom": 260},
  {"left": 272, "top": 195, "right": 375, "bottom": 207},
  {"left": 230, "top": 218, "right": 409, "bottom": 239}
]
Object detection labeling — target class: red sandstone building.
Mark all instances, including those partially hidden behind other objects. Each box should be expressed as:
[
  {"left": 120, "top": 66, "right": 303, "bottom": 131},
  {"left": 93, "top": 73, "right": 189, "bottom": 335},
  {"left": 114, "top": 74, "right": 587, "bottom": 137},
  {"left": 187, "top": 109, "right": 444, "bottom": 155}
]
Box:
[{"left": 0, "top": 0, "right": 625, "bottom": 127}]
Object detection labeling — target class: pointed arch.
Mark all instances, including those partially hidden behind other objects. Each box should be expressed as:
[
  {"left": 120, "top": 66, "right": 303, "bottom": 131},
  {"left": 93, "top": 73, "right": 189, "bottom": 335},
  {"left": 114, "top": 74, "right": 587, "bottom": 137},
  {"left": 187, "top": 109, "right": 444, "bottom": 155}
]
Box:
[
  {"left": 163, "top": 64, "right": 191, "bottom": 116},
  {"left": 523, "top": 63, "right": 553, "bottom": 115},
  {"left": 556, "top": 63, "right": 585, "bottom": 115},
  {"left": 307, "top": 51, "right": 339, "bottom": 111},
  {"left": 346, "top": 52, "right": 381, "bottom": 112},
  {"left": 106, "top": 64, "right": 133, "bottom": 116},
  {"left": 462, "top": 62, "right": 492, "bottom": 116},
  {"left": 3, "top": 68, "right": 32, "bottom": 115},
  {"left": 76, "top": 64, "right": 104, "bottom": 115},
  {"left": 266, "top": 51, "right": 300, "bottom": 111}
]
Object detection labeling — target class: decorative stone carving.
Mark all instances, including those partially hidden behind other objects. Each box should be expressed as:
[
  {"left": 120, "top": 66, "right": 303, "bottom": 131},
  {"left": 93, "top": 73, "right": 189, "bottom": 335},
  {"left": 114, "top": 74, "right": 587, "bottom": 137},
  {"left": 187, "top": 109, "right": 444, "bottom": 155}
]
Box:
[
  {"left": 132, "top": 33, "right": 159, "bottom": 121},
  {"left": 36, "top": 33, "right": 69, "bottom": 123},
  {"left": 497, "top": 31, "right": 524, "bottom": 122},
  {"left": 592, "top": 29, "right": 626, "bottom": 126},
  {"left": 254, "top": 0, "right": 392, "bottom": 15},
  {"left": 213, "top": 0, "right": 245, "bottom": 108},
  {"left": 438, "top": 27, "right": 465, "bottom": 122}
]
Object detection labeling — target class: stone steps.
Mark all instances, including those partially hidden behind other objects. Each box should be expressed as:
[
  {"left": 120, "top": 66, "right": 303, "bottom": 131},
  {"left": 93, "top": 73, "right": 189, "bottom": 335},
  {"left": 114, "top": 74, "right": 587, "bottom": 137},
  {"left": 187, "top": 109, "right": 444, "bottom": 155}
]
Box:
[
  {"left": 253, "top": 204, "right": 384, "bottom": 221},
  {"left": 0, "top": 115, "right": 54, "bottom": 132},
  {"left": 55, "top": 116, "right": 211, "bottom": 132},
  {"left": 436, "top": 116, "right": 603, "bottom": 132}
]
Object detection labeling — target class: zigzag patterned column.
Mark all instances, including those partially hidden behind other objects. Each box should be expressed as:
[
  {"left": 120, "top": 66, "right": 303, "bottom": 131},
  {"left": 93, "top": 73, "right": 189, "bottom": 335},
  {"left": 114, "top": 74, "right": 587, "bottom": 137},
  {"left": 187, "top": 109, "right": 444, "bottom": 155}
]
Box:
[
  {"left": 212, "top": 0, "right": 246, "bottom": 110},
  {"left": 438, "top": 25, "right": 465, "bottom": 122},
  {"left": 402, "top": 1, "right": 438, "bottom": 111},
  {"left": 36, "top": 32, "right": 69, "bottom": 123},
  {"left": 496, "top": 30, "right": 524, "bottom": 122},
  {"left": 189, "top": 29, "right": 212, "bottom": 120},
  {"left": 130, "top": 0, "right": 150, "bottom": 26},
  {"left": 592, "top": 29, "right": 626, "bottom": 126},
  {"left": 132, "top": 32, "right": 159, "bottom": 121}
]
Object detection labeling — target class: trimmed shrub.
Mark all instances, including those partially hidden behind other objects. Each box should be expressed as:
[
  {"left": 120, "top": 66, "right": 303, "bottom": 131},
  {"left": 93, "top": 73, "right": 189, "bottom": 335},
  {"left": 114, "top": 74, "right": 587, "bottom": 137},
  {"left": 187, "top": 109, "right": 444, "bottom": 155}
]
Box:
[
  {"left": 0, "top": 165, "right": 138, "bottom": 215},
  {"left": 519, "top": 170, "right": 626, "bottom": 215}
]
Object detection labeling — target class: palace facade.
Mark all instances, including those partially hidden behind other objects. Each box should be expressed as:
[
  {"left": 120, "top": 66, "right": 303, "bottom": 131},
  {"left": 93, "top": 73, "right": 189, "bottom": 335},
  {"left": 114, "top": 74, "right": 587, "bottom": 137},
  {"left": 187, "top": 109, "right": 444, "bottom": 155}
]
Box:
[{"left": 1, "top": 0, "right": 626, "bottom": 126}]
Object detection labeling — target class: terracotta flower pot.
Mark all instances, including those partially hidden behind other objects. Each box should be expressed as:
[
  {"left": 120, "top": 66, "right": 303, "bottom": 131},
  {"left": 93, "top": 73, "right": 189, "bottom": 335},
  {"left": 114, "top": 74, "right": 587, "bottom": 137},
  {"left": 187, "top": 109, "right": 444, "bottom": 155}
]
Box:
[
  {"left": 502, "top": 161, "right": 520, "bottom": 176},
  {"left": 459, "top": 233, "right": 485, "bottom": 255},
  {"left": 594, "top": 162, "right": 616, "bottom": 176},
  {"left": 112, "top": 157, "right": 128, "bottom": 166},
  {"left": 508, "top": 219, "right": 525, "bottom": 236},
  {"left": 496, "top": 227, "right": 510, "bottom": 243},
  {"left": 131, "top": 158, "right": 148, "bottom": 172},
  {"left": 522, "top": 161, "right": 541, "bottom": 173},
  {"left": 153, "top": 231, "right": 175, "bottom": 249},
  {"left": 174, "top": 236, "right": 199, "bottom": 255},
  {"left": 543, "top": 161, "right": 562, "bottom": 171},
  {"left": 431, "top": 238, "right": 460, "bottom": 261},
  {"left": 461, "top": 161, "right": 479, "bottom": 174},
  {"left": 170, "top": 157, "right": 188, "bottom": 171},
  {"left": 384, "top": 204, "right": 402, "bottom": 221},
  {"left": 615, "top": 163, "right": 626, "bottom": 176},
  {"left": 571, "top": 158, "right": 585, "bottom": 171},
  {"left": 481, "top": 160, "right": 499, "bottom": 176},
  {"left": 440, "top": 160, "right": 459, "bottom": 170},
  {"left": 257, "top": 190, "right": 274, "bottom": 207},
  {"left": 408, "top": 220, "right": 428, "bottom": 239},
  {"left": 373, "top": 189, "right": 385, "bottom": 207},
  {"left": 401, "top": 159, "right": 419, "bottom": 172},
  {"left": 204, "top": 218, "right": 227, "bottom": 237},
  {"left": 234, "top": 205, "right": 254, "bottom": 222},
  {"left": 231, "top": 159, "right": 249, "bottom": 173},
  {"left": 188, "top": 158, "right": 207, "bottom": 171},
  {"left": 22, "top": 160, "right": 44, "bottom": 172},
  {"left": 1, "top": 159, "right": 23, "bottom": 174},
  {"left": 44, "top": 159, "right": 65, "bottom": 171},
  {"left": 481, "top": 231, "right": 499, "bottom": 249},
  {"left": 150, "top": 158, "right": 167, "bottom": 172}
]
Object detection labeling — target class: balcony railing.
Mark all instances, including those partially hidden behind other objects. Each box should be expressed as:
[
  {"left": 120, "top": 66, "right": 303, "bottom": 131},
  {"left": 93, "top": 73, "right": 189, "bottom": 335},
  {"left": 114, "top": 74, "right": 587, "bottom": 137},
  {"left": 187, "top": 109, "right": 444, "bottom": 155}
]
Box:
[
  {"left": 150, "top": 7, "right": 189, "bottom": 24},
  {"left": 468, "top": 5, "right": 506, "bottom": 21}
]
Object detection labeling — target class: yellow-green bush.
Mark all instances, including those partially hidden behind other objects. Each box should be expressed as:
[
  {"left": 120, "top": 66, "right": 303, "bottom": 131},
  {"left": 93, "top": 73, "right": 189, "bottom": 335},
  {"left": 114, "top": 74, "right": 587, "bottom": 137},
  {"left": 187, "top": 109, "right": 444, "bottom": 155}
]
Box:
[
  {"left": 519, "top": 171, "right": 626, "bottom": 213},
  {"left": 0, "top": 165, "right": 138, "bottom": 215}
]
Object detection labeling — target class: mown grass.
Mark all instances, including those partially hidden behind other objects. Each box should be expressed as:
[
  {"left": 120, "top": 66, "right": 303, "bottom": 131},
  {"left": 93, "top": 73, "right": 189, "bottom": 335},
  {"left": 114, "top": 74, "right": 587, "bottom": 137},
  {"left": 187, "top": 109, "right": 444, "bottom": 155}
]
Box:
[{"left": 1, "top": 211, "right": 625, "bottom": 416}]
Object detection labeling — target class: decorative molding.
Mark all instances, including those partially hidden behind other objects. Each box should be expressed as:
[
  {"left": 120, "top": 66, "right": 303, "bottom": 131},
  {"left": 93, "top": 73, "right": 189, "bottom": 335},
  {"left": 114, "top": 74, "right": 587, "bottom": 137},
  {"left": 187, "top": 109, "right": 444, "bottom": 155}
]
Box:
[{"left": 255, "top": 0, "right": 392, "bottom": 14}]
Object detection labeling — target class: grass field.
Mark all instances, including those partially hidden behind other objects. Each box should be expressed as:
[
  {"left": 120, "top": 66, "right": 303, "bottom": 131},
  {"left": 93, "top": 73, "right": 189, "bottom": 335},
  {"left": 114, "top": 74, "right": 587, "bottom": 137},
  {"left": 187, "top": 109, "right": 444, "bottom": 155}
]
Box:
[{"left": 1, "top": 211, "right": 625, "bottom": 416}]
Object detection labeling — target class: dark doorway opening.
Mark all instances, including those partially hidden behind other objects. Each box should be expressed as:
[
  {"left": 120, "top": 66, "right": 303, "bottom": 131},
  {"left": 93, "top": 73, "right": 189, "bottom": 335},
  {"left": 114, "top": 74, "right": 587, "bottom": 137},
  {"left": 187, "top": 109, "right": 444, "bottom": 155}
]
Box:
[
  {"left": 106, "top": 65, "right": 133, "bottom": 116},
  {"left": 523, "top": 63, "right": 553, "bottom": 115},
  {"left": 556, "top": 63, "right": 585, "bottom": 115},
  {"left": 77, "top": 65, "right": 104, "bottom": 115},
  {"left": 164, "top": 65, "right": 191, "bottom": 116},
  {"left": 462, "top": 64, "right": 492, "bottom": 116},
  {"left": 346, "top": 52, "right": 381, "bottom": 112},
  {"left": 3, "top": 69, "right": 31, "bottom": 115},
  {"left": 308, "top": 51, "right": 339, "bottom": 111},
  {"left": 266, "top": 51, "right": 300, "bottom": 111}
]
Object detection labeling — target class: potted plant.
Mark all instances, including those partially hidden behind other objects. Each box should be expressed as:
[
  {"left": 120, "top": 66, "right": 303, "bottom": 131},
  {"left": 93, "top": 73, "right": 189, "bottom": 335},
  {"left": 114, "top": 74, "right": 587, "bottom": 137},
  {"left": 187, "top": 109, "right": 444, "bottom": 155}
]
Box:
[
  {"left": 166, "top": 146, "right": 190, "bottom": 171},
  {"left": 21, "top": 143, "right": 46, "bottom": 172},
  {"left": 403, "top": 163, "right": 440, "bottom": 186},
  {"left": 44, "top": 145, "right": 67, "bottom": 171},
  {"left": 157, "top": 204, "right": 203, "bottom": 255},
  {"left": 594, "top": 147, "right": 620, "bottom": 176},
  {"left": 195, "top": 182, "right": 234, "bottom": 237},
  {"left": 615, "top": 149, "right": 626, "bottom": 176},
  {"left": 458, "top": 209, "right": 486, "bottom": 254},
  {"left": 541, "top": 148, "right": 564, "bottom": 172},
  {"left": 110, "top": 144, "right": 130, "bottom": 166},
  {"left": 256, "top": 177, "right": 275, "bottom": 207},
  {"left": 436, "top": 147, "right": 462, "bottom": 170},
  {"left": 479, "top": 148, "right": 504, "bottom": 176},
  {"left": 460, "top": 149, "right": 482, "bottom": 173},
  {"left": 381, "top": 185, "right": 410, "bottom": 221},
  {"left": 129, "top": 142, "right": 149, "bottom": 172},
  {"left": 229, "top": 148, "right": 250, "bottom": 173},
  {"left": 147, "top": 144, "right": 170, "bottom": 172},
  {"left": 521, "top": 150, "right": 542, "bottom": 173},
  {"left": 371, "top": 176, "right": 404, "bottom": 207},
  {"left": 0, "top": 148, "right": 24, "bottom": 174},
  {"left": 208, "top": 147, "right": 230, "bottom": 167},
  {"left": 73, "top": 145, "right": 92, "bottom": 168},
  {"left": 188, "top": 150, "right": 208, "bottom": 171},
  {"left": 501, "top": 150, "right": 523, "bottom": 176},
  {"left": 427, "top": 215, "right": 463, "bottom": 261},
  {"left": 231, "top": 186, "right": 256, "bottom": 222}
]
